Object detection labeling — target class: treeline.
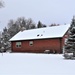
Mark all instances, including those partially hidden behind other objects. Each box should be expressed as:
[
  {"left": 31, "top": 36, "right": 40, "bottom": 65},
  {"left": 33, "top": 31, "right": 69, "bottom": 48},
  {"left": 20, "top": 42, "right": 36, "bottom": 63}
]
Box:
[{"left": 3, "top": 17, "right": 47, "bottom": 38}]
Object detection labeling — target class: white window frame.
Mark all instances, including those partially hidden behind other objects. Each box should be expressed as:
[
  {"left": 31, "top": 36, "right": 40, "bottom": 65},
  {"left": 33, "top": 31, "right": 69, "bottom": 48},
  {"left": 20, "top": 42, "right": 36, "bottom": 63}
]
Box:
[
  {"left": 29, "top": 41, "right": 33, "bottom": 46},
  {"left": 16, "top": 42, "right": 22, "bottom": 48}
]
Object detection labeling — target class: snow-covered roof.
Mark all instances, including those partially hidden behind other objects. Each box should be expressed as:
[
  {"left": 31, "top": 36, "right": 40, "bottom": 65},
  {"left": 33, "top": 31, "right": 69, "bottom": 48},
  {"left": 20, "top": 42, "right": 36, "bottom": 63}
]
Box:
[{"left": 9, "top": 24, "right": 70, "bottom": 41}]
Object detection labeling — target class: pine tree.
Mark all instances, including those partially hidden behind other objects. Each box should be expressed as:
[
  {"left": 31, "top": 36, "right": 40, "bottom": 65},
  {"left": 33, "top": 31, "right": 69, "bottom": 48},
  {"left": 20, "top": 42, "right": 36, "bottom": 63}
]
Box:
[
  {"left": 64, "top": 16, "right": 75, "bottom": 59},
  {"left": 0, "top": 27, "right": 11, "bottom": 52},
  {"left": 37, "top": 21, "right": 43, "bottom": 28}
]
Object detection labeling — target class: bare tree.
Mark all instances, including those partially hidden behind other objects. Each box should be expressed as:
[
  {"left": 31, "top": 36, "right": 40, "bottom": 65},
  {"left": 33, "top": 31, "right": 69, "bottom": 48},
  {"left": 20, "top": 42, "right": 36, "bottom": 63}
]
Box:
[
  {"left": 0, "top": 0, "right": 4, "bottom": 8},
  {"left": 16, "top": 17, "right": 36, "bottom": 30},
  {"left": 26, "top": 18, "right": 36, "bottom": 29},
  {"left": 7, "top": 17, "right": 36, "bottom": 38},
  {"left": 7, "top": 19, "right": 15, "bottom": 29},
  {"left": 16, "top": 17, "right": 27, "bottom": 28}
]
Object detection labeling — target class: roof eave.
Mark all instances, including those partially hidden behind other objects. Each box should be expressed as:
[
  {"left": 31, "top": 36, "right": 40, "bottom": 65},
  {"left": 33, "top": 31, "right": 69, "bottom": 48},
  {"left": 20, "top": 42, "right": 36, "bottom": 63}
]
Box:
[{"left": 9, "top": 37, "right": 63, "bottom": 42}]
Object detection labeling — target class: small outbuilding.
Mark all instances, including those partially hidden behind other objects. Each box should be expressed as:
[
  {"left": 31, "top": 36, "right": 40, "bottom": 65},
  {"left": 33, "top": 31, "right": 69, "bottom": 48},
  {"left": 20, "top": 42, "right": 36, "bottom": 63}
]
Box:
[{"left": 9, "top": 24, "right": 70, "bottom": 53}]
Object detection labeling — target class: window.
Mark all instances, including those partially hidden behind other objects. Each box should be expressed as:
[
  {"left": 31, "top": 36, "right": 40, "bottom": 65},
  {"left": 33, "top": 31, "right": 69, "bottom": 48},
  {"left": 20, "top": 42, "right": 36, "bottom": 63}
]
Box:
[
  {"left": 29, "top": 41, "right": 33, "bottom": 46},
  {"left": 65, "top": 38, "right": 68, "bottom": 44},
  {"left": 16, "top": 42, "right": 22, "bottom": 48}
]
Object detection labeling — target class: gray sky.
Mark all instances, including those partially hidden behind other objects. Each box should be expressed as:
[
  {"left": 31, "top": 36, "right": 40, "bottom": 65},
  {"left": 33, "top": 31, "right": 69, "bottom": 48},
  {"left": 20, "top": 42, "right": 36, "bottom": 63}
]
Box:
[{"left": 0, "top": 0, "right": 75, "bottom": 31}]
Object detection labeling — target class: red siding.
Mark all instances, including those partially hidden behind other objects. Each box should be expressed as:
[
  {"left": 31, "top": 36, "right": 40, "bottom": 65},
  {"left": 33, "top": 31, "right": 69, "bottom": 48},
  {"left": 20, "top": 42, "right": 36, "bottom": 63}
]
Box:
[{"left": 11, "top": 38, "right": 64, "bottom": 53}]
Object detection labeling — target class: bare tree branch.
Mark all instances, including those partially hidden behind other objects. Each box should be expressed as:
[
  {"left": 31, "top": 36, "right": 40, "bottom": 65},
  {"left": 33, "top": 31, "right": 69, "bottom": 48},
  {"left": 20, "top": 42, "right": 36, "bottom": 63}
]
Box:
[{"left": 0, "top": 0, "right": 4, "bottom": 8}]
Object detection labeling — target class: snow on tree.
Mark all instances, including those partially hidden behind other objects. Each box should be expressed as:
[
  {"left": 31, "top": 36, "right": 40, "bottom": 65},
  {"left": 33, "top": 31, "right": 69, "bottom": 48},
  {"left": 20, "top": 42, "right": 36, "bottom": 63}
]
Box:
[
  {"left": 63, "top": 16, "right": 75, "bottom": 59},
  {"left": 0, "top": 27, "right": 11, "bottom": 52}
]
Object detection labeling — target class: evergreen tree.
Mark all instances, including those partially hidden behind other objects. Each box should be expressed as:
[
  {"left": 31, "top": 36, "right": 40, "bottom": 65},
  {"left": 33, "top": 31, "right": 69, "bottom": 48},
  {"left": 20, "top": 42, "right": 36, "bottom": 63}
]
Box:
[
  {"left": 63, "top": 16, "right": 75, "bottom": 59},
  {"left": 37, "top": 21, "right": 43, "bottom": 28},
  {"left": 0, "top": 27, "right": 10, "bottom": 52}
]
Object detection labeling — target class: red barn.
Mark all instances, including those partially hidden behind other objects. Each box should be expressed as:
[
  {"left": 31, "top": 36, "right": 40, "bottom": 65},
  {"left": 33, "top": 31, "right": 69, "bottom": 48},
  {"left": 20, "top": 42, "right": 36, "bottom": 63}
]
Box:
[{"left": 9, "top": 24, "right": 70, "bottom": 53}]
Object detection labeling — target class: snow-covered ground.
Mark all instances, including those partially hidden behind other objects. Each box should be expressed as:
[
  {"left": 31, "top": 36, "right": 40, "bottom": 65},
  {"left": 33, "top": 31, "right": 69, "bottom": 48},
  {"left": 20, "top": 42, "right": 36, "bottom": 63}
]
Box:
[{"left": 0, "top": 53, "right": 75, "bottom": 75}]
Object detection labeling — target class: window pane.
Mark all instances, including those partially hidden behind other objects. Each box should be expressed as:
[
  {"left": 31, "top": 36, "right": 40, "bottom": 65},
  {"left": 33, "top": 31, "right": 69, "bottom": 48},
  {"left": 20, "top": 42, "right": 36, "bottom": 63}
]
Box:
[
  {"left": 16, "top": 42, "right": 21, "bottom": 48},
  {"left": 29, "top": 41, "right": 33, "bottom": 46}
]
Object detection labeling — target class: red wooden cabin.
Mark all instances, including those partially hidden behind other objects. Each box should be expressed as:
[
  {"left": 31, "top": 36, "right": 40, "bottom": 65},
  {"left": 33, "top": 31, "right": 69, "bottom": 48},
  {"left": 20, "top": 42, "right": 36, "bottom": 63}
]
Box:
[{"left": 9, "top": 24, "right": 70, "bottom": 53}]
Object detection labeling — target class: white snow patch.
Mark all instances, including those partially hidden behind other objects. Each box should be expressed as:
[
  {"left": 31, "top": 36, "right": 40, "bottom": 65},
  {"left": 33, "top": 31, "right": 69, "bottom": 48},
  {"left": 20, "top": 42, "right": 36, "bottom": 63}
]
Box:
[{"left": 0, "top": 53, "right": 75, "bottom": 75}]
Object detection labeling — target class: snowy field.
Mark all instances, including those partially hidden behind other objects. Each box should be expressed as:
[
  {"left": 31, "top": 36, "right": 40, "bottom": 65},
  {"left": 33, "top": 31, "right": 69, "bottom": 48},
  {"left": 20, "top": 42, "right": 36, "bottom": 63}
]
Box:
[{"left": 0, "top": 53, "right": 75, "bottom": 75}]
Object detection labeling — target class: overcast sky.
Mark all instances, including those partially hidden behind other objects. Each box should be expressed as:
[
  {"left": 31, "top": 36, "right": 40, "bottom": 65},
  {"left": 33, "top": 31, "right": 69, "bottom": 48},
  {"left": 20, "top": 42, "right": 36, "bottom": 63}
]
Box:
[{"left": 0, "top": 0, "right": 75, "bottom": 31}]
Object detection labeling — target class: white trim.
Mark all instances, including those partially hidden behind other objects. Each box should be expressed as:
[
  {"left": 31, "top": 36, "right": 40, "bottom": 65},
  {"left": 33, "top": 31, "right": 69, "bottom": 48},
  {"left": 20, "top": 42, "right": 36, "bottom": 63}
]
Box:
[{"left": 16, "top": 42, "right": 22, "bottom": 48}]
